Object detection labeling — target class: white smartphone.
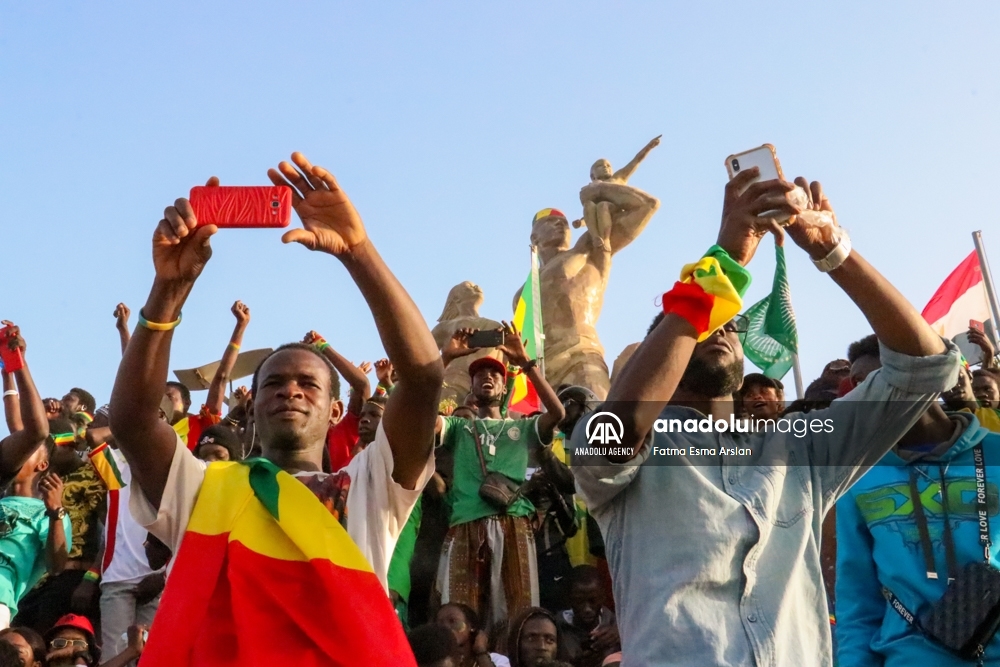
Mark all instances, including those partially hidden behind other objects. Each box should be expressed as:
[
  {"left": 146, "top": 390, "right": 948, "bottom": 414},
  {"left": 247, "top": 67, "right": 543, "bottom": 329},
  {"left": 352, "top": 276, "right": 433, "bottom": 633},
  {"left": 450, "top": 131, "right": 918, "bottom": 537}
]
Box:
[
  {"left": 725, "top": 144, "right": 783, "bottom": 182},
  {"left": 725, "top": 144, "right": 805, "bottom": 225}
]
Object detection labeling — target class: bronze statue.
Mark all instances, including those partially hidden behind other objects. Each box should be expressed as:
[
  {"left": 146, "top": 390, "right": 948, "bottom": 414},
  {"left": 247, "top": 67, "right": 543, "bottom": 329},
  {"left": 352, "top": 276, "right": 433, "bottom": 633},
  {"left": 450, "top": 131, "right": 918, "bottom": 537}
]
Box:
[
  {"left": 432, "top": 281, "right": 502, "bottom": 405},
  {"left": 573, "top": 135, "right": 661, "bottom": 252},
  {"left": 515, "top": 137, "right": 661, "bottom": 398}
]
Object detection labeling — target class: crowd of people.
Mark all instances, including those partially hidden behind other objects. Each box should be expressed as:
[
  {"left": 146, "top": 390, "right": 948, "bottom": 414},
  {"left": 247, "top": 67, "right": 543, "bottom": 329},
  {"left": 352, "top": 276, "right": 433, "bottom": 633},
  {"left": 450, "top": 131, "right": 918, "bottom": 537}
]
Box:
[{"left": 1, "top": 151, "right": 999, "bottom": 666}]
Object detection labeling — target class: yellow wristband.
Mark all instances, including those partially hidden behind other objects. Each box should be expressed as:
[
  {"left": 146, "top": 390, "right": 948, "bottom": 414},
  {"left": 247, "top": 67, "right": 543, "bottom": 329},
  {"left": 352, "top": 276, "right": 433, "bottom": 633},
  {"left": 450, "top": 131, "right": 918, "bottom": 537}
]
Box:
[{"left": 138, "top": 309, "right": 182, "bottom": 331}]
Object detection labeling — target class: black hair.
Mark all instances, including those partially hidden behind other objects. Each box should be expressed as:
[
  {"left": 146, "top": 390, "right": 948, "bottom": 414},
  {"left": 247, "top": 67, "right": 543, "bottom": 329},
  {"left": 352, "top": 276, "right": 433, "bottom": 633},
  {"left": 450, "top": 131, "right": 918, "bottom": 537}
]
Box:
[
  {"left": 846, "top": 334, "right": 880, "bottom": 365},
  {"left": 569, "top": 564, "right": 602, "bottom": 589},
  {"left": 195, "top": 424, "right": 242, "bottom": 461},
  {"left": 647, "top": 312, "right": 665, "bottom": 337},
  {"left": 0, "top": 627, "right": 46, "bottom": 664},
  {"left": 507, "top": 607, "right": 566, "bottom": 667},
  {"left": 69, "top": 388, "right": 96, "bottom": 414},
  {"left": 0, "top": 639, "right": 24, "bottom": 667},
  {"left": 165, "top": 381, "right": 192, "bottom": 411},
  {"left": 439, "top": 602, "right": 480, "bottom": 633},
  {"left": 250, "top": 343, "right": 342, "bottom": 400},
  {"left": 974, "top": 368, "right": 1000, "bottom": 386},
  {"left": 407, "top": 624, "right": 457, "bottom": 666},
  {"left": 739, "top": 373, "right": 784, "bottom": 398}
]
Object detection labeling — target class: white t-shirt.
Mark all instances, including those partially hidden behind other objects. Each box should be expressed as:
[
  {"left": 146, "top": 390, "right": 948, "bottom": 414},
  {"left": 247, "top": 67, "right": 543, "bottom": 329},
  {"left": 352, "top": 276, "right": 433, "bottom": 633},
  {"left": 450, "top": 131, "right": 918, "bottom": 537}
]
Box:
[
  {"left": 129, "top": 422, "right": 433, "bottom": 591},
  {"left": 101, "top": 450, "right": 156, "bottom": 586}
]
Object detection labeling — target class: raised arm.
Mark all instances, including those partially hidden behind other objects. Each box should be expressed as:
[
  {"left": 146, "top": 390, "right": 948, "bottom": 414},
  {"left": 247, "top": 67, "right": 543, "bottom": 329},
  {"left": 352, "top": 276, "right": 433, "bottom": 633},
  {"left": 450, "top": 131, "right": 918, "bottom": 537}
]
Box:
[
  {"left": 40, "top": 472, "right": 69, "bottom": 574},
  {"left": 114, "top": 303, "right": 131, "bottom": 356},
  {"left": 604, "top": 168, "right": 794, "bottom": 455},
  {"left": 968, "top": 325, "right": 997, "bottom": 370},
  {"left": 204, "top": 301, "right": 251, "bottom": 416},
  {"left": 498, "top": 321, "right": 565, "bottom": 441},
  {"left": 611, "top": 134, "right": 661, "bottom": 183},
  {"left": 109, "top": 179, "right": 219, "bottom": 508},
  {"left": 3, "top": 371, "right": 21, "bottom": 433},
  {"left": 268, "top": 153, "right": 444, "bottom": 489},
  {"left": 305, "top": 331, "right": 372, "bottom": 416},
  {"left": 787, "top": 177, "right": 944, "bottom": 358},
  {"left": 0, "top": 324, "right": 49, "bottom": 480}
]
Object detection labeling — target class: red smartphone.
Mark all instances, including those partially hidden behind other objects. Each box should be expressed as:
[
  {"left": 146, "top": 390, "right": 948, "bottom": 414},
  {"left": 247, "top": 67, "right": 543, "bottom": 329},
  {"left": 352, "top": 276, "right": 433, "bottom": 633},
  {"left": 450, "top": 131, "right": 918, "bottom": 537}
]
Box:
[
  {"left": 189, "top": 186, "right": 292, "bottom": 228},
  {"left": 0, "top": 326, "right": 24, "bottom": 373},
  {"left": 971, "top": 319, "right": 985, "bottom": 332}
]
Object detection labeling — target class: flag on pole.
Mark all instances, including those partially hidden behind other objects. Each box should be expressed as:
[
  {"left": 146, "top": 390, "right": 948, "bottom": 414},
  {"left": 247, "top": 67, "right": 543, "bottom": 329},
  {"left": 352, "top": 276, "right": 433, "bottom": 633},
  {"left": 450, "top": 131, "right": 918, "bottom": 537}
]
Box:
[
  {"left": 922, "top": 250, "right": 993, "bottom": 340},
  {"left": 743, "top": 244, "right": 799, "bottom": 380},
  {"left": 508, "top": 246, "right": 544, "bottom": 414}
]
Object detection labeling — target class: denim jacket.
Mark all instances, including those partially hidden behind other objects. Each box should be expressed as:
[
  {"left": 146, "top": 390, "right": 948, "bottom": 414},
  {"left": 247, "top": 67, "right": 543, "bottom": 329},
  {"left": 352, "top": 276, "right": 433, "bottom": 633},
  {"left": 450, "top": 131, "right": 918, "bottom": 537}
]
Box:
[{"left": 572, "top": 340, "right": 960, "bottom": 667}]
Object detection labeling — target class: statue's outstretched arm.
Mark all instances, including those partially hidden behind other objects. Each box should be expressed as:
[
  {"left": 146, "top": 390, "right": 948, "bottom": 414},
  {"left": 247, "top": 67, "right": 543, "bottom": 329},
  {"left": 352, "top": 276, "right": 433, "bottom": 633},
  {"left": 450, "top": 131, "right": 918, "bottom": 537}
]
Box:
[{"left": 612, "top": 134, "right": 661, "bottom": 183}]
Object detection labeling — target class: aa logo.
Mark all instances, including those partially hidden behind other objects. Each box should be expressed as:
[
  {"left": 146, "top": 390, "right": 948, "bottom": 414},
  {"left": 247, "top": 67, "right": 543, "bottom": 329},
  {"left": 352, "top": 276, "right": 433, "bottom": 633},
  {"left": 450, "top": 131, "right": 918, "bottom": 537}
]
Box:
[{"left": 586, "top": 412, "right": 624, "bottom": 446}]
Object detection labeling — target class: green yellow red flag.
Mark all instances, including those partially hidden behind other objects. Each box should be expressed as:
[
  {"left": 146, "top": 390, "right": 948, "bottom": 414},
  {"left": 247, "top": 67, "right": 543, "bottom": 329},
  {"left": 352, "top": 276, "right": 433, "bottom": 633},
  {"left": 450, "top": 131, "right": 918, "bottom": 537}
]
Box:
[
  {"left": 509, "top": 246, "right": 544, "bottom": 413},
  {"left": 141, "top": 459, "right": 416, "bottom": 666}
]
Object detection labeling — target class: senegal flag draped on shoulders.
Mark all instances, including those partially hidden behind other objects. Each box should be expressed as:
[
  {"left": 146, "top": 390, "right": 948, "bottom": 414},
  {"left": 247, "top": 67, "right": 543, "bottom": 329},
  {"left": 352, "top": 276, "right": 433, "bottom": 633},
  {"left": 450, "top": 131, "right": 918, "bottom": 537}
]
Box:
[{"left": 142, "top": 459, "right": 416, "bottom": 667}]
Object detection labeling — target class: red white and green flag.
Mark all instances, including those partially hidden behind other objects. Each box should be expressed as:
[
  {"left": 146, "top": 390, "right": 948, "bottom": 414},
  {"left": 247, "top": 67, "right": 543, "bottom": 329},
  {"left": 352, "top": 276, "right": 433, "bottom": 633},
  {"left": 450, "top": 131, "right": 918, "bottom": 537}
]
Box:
[{"left": 922, "top": 250, "right": 993, "bottom": 339}]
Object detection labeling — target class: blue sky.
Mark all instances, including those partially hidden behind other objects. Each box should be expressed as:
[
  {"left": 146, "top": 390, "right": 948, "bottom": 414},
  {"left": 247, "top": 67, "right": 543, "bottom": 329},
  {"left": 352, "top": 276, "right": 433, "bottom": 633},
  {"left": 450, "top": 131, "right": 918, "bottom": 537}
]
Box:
[{"left": 2, "top": 2, "right": 998, "bottom": 432}]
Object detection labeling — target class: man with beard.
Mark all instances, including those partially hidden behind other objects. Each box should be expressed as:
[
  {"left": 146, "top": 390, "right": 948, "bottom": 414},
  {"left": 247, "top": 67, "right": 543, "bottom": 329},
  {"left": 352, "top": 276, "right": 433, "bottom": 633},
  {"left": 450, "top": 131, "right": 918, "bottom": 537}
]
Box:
[
  {"left": 572, "top": 168, "right": 960, "bottom": 667},
  {"left": 434, "top": 325, "right": 565, "bottom": 629}
]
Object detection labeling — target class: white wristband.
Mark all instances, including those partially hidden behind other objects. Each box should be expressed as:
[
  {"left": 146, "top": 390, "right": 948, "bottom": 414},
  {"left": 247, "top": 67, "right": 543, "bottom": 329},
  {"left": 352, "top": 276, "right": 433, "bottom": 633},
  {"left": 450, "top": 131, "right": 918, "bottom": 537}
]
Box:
[
  {"left": 812, "top": 230, "right": 852, "bottom": 273},
  {"left": 3, "top": 390, "right": 18, "bottom": 398}
]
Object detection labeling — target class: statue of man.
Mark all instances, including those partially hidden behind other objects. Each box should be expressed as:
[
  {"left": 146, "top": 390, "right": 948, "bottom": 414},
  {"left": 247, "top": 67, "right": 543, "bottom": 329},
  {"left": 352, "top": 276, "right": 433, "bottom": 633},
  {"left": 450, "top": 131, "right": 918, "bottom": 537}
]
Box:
[
  {"left": 573, "top": 135, "right": 661, "bottom": 252},
  {"left": 516, "top": 171, "right": 659, "bottom": 399},
  {"left": 432, "top": 281, "right": 502, "bottom": 406}
]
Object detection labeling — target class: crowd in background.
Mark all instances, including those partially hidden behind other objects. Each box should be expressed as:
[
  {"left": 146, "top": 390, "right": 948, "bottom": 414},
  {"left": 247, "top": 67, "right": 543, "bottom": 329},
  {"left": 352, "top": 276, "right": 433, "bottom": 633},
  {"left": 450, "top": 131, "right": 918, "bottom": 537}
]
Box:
[{"left": 1, "top": 152, "right": 1000, "bottom": 667}]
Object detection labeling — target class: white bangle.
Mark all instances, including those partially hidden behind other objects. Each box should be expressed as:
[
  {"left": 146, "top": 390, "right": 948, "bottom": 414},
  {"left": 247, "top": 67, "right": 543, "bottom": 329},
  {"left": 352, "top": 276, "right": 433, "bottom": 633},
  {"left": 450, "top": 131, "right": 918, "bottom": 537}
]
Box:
[
  {"left": 812, "top": 230, "right": 852, "bottom": 273},
  {"left": 3, "top": 390, "right": 17, "bottom": 398}
]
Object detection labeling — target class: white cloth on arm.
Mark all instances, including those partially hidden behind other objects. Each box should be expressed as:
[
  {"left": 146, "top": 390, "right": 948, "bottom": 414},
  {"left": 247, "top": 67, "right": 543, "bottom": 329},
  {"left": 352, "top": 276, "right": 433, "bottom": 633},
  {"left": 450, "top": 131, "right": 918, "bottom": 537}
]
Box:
[{"left": 129, "top": 422, "right": 433, "bottom": 591}]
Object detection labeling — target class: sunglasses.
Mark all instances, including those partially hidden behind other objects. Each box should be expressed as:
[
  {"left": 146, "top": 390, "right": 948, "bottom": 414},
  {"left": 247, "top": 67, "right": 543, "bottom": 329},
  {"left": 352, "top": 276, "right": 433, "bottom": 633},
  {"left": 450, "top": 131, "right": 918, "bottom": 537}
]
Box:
[
  {"left": 49, "top": 638, "right": 89, "bottom": 650},
  {"left": 722, "top": 315, "right": 750, "bottom": 334}
]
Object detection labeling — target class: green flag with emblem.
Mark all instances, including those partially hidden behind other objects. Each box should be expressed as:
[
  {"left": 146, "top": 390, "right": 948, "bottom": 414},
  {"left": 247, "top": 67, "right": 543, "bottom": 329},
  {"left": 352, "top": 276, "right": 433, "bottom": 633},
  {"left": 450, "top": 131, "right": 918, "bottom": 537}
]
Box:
[{"left": 743, "top": 243, "right": 798, "bottom": 380}]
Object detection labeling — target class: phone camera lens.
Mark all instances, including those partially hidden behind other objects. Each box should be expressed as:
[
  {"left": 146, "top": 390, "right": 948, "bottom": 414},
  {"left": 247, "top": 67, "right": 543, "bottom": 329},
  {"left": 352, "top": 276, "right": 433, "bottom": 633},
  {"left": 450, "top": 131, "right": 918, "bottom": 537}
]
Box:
[
  {"left": 731, "top": 159, "right": 740, "bottom": 171},
  {"left": 271, "top": 200, "right": 280, "bottom": 208}
]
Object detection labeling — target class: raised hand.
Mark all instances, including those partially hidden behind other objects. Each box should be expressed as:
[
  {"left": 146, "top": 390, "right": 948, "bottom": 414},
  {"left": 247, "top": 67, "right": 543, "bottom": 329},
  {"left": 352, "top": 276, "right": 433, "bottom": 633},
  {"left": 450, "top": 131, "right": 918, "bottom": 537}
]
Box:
[
  {"left": 357, "top": 361, "right": 373, "bottom": 375},
  {"left": 303, "top": 330, "right": 323, "bottom": 346},
  {"left": 114, "top": 303, "right": 131, "bottom": 331},
  {"left": 152, "top": 177, "right": 219, "bottom": 284},
  {"left": 375, "top": 358, "right": 394, "bottom": 386},
  {"left": 497, "top": 321, "right": 529, "bottom": 367},
  {"left": 717, "top": 167, "right": 798, "bottom": 266},
  {"left": 1, "top": 321, "right": 25, "bottom": 353},
  {"left": 442, "top": 328, "right": 480, "bottom": 366},
  {"left": 968, "top": 326, "right": 996, "bottom": 364},
  {"left": 39, "top": 472, "right": 64, "bottom": 512},
  {"left": 231, "top": 300, "right": 251, "bottom": 327},
  {"left": 43, "top": 398, "right": 61, "bottom": 419},
  {"left": 267, "top": 152, "right": 367, "bottom": 257},
  {"left": 785, "top": 177, "right": 842, "bottom": 260},
  {"left": 233, "top": 386, "right": 252, "bottom": 406}
]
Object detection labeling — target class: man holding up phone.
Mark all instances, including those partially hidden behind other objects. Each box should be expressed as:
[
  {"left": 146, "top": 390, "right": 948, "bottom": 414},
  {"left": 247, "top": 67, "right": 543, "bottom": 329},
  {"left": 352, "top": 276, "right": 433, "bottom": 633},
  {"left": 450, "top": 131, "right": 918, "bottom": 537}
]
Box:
[
  {"left": 572, "top": 167, "right": 960, "bottom": 666},
  {"left": 109, "top": 153, "right": 442, "bottom": 666},
  {"left": 434, "top": 325, "right": 565, "bottom": 629}
]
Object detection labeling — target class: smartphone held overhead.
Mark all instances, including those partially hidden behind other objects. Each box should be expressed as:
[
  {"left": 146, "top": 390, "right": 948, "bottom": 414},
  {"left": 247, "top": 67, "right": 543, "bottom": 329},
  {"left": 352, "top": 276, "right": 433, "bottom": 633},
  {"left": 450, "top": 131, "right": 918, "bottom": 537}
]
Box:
[
  {"left": 189, "top": 185, "right": 293, "bottom": 228},
  {"left": 725, "top": 144, "right": 810, "bottom": 226},
  {"left": 467, "top": 329, "right": 505, "bottom": 348},
  {"left": 0, "top": 325, "right": 24, "bottom": 373}
]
